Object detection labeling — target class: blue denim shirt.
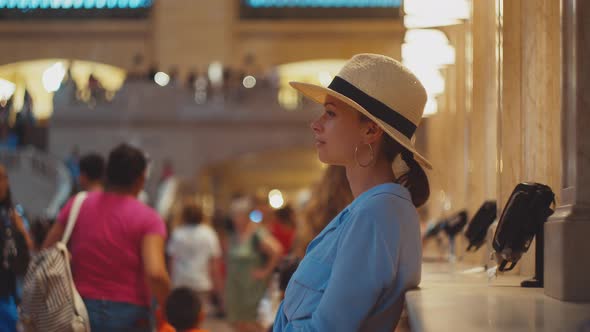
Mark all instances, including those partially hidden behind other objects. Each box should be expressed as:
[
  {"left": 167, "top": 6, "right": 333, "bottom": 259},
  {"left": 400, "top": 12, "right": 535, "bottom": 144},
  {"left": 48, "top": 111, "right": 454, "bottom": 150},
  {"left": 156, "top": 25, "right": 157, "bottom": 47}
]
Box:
[{"left": 273, "top": 183, "right": 422, "bottom": 332}]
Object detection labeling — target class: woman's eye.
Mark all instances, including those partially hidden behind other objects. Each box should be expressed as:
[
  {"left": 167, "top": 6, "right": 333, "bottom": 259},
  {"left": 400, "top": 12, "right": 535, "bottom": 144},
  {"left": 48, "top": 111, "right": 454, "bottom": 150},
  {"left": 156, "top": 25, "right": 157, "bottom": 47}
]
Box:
[{"left": 326, "top": 110, "right": 336, "bottom": 117}]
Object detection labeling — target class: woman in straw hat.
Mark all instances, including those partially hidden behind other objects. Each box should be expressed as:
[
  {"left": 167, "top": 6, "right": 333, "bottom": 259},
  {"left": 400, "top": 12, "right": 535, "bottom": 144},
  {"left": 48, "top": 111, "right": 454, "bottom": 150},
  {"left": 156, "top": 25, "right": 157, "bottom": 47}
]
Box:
[{"left": 273, "top": 54, "right": 431, "bottom": 332}]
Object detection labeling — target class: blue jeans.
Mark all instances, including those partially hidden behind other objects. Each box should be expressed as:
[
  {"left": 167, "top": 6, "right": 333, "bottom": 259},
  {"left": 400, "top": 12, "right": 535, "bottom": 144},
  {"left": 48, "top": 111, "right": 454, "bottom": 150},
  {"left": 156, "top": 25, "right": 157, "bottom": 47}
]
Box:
[
  {"left": 0, "top": 296, "right": 17, "bottom": 332},
  {"left": 83, "top": 299, "right": 151, "bottom": 332}
]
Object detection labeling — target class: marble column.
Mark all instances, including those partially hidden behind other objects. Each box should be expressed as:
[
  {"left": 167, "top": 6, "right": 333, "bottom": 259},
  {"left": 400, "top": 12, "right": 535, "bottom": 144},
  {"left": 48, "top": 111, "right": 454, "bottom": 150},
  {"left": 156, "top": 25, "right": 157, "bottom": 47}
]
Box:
[
  {"left": 462, "top": 0, "right": 499, "bottom": 265},
  {"left": 500, "top": 0, "right": 562, "bottom": 276},
  {"left": 468, "top": 0, "right": 498, "bottom": 218},
  {"left": 545, "top": 0, "right": 590, "bottom": 302},
  {"left": 424, "top": 23, "right": 469, "bottom": 223}
]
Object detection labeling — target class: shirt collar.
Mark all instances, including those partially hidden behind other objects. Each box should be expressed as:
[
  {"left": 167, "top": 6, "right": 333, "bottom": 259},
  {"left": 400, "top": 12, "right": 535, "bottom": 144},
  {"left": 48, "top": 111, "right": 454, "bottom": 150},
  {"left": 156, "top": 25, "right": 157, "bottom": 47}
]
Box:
[
  {"left": 347, "top": 182, "right": 412, "bottom": 213},
  {"left": 306, "top": 182, "right": 412, "bottom": 254}
]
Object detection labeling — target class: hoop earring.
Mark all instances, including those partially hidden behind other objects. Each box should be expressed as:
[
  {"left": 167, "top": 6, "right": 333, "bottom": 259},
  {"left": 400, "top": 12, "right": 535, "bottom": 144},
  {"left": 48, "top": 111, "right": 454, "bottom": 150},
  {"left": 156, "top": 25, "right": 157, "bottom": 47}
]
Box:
[{"left": 354, "top": 143, "right": 375, "bottom": 168}]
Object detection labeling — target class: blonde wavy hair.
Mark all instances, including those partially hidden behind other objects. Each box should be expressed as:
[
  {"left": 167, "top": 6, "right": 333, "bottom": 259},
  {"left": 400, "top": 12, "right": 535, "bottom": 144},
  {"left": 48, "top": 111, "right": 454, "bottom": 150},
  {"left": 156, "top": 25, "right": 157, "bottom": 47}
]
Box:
[{"left": 294, "top": 165, "right": 353, "bottom": 257}]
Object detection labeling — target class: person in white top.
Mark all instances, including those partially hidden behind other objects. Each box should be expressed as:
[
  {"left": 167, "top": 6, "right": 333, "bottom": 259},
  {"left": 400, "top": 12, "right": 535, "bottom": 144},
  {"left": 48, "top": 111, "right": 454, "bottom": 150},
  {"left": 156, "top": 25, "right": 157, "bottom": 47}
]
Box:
[{"left": 167, "top": 202, "right": 223, "bottom": 311}]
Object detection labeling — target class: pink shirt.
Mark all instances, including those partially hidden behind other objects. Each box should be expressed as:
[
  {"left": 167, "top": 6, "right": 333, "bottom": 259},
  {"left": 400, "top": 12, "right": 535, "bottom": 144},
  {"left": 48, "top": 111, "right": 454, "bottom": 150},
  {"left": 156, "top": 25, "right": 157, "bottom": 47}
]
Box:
[{"left": 58, "top": 191, "right": 166, "bottom": 306}]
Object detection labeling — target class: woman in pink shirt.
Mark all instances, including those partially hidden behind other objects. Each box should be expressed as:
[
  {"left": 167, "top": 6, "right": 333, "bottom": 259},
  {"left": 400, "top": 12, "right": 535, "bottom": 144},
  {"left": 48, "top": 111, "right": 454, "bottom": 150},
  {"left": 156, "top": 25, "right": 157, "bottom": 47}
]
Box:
[{"left": 44, "top": 144, "right": 170, "bottom": 332}]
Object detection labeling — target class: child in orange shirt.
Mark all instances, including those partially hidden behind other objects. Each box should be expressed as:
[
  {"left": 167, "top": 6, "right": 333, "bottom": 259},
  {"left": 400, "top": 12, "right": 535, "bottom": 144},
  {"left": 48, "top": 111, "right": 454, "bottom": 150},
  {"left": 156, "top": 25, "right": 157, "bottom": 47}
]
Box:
[{"left": 158, "top": 287, "right": 208, "bottom": 332}]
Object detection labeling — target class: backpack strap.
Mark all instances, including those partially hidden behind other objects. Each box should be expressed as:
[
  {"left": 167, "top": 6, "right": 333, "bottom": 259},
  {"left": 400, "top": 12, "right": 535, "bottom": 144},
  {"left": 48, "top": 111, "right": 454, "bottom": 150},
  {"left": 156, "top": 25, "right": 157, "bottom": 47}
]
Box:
[{"left": 60, "top": 192, "right": 88, "bottom": 245}]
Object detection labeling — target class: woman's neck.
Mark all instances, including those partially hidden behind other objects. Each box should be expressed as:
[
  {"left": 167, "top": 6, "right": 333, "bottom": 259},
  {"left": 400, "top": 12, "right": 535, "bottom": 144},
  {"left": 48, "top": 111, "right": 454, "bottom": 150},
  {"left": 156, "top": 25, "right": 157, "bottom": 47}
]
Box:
[
  {"left": 86, "top": 182, "right": 103, "bottom": 192},
  {"left": 345, "top": 157, "right": 395, "bottom": 198},
  {"left": 105, "top": 185, "right": 137, "bottom": 197}
]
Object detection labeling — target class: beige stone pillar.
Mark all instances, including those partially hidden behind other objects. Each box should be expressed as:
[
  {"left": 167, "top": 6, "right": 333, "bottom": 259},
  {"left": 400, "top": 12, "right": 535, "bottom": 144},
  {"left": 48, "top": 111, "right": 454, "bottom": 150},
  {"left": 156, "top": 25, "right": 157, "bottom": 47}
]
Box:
[
  {"left": 499, "top": 0, "right": 562, "bottom": 216},
  {"left": 469, "top": 0, "right": 498, "bottom": 218},
  {"left": 424, "top": 23, "right": 469, "bottom": 219},
  {"left": 463, "top": 0, "right": 499, "bottom": 265},
  {"left": 499, "top": 0, "right": 561, "bottom": 276},
  {"left": 545, "top": 0, "right": 590, "bottom": 302}
]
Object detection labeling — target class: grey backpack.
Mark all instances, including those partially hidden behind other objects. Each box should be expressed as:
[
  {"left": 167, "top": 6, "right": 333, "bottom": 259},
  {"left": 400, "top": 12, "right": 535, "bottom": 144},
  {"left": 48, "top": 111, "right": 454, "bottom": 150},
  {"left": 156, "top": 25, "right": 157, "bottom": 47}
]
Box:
[{"left": 19, "top": 192, "right": 91, "bottom": 332}]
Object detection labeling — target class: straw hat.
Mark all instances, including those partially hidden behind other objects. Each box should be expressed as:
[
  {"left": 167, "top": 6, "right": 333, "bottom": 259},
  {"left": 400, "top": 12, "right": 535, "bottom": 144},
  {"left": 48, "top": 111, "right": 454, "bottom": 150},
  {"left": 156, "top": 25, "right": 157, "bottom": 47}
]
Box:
[{"left": 290, "top": 53, "right": 432, "bottom": 169}]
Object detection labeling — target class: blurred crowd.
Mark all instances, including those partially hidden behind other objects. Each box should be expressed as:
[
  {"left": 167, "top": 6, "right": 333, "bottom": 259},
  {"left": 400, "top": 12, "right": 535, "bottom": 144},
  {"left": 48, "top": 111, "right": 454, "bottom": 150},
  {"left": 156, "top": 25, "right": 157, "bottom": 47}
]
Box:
[{"left": 0, "top": 142, "right": 353, "bottom": 332}]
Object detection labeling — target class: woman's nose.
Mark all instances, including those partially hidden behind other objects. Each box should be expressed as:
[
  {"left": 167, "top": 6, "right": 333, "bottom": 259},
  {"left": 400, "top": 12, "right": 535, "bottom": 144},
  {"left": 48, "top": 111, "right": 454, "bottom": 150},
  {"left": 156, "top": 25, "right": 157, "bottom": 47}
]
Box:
[{"left": 310, "top": 116, "right": 322, "bottom": 133}]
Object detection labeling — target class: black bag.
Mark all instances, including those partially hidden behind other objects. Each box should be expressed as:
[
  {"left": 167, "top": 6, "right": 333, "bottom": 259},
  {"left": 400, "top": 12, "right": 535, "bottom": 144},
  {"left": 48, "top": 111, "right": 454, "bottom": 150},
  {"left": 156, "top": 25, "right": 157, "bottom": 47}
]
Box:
[
  {"left": 493, "top": 183, "right": 555, "bottom": 272},
  {"left": 423, "top": 219, "right": 445, "bottom": 240},
  {"left": 442, "top": 210, "right": 468, "bottom": 238},
  {"left": 465, "top": 201, "right": 497, "bottom": 252}
]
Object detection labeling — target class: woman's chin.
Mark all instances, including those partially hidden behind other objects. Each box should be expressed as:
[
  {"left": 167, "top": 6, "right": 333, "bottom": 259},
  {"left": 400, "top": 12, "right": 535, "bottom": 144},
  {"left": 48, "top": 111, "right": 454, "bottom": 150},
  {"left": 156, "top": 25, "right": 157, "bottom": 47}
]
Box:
[
  {"left": 316, "top": 154, "right": 341, "bottom": 166},
  {"left": 316, "top": 152, "right": 328, "bottom": 164}
]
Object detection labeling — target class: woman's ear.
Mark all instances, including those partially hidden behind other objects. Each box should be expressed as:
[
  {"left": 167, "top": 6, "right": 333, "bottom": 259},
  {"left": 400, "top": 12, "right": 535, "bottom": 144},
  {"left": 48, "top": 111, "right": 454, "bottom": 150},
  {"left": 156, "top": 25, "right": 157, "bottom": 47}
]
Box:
[
  {"left": 133, "top": 171, "right": 147, "bottom": 196},
  {"left": 362, "top": 121, "right": 384, "bottom": 144}
]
